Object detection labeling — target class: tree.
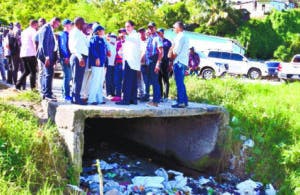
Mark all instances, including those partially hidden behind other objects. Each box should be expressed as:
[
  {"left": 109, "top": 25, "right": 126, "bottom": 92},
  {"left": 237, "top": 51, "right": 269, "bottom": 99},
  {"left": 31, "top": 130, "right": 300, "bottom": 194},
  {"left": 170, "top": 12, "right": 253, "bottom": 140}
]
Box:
[{"left": 156, "top": 2, "right": 190, "bottom": 28}]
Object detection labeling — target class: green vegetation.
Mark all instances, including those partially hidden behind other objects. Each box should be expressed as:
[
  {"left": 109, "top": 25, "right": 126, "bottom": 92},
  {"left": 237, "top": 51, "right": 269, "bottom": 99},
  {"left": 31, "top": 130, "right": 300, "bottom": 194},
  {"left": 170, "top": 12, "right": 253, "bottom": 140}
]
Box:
[
  {"left": 0, "top": 91, "right": 72, "bottom": 194},
  {"left": 170, "top": 77, "right": 300, "bottom": 194}
]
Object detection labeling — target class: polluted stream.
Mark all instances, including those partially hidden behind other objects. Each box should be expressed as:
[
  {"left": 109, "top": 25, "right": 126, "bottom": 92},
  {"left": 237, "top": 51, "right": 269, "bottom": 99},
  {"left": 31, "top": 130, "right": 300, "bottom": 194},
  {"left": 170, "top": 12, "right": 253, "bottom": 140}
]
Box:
[{"left": 76, "top": 120, "right": 277, "bottom": 195}]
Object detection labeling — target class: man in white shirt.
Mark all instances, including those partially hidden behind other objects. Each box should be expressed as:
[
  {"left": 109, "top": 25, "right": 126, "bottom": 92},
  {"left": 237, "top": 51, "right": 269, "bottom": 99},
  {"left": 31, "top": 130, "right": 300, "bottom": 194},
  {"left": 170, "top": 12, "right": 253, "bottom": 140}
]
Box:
[
  {"left": 170, "top": 21, "right": 189, "bottom": 108},
  {"left": 116, "top": 20, "right": 141, "bottom": 105},
  {"left": 16, "top": 19, "right": 38, "bottom": 90},
  {"left": 69, "top": 17, "right": 89, "bottom": 105}
]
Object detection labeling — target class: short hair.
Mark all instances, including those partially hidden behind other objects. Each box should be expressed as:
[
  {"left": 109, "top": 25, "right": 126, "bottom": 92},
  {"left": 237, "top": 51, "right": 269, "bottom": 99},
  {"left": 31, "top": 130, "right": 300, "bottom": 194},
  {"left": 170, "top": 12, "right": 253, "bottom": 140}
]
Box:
[
  {"left": 126, "top": 20, "right": 135, "bottom": 27},
  {"left": 74, "top": 17, "right": 85, "bottom": 26},
  {"left": 51, "top": 17, "right": 61, "bottom": 24},
  {"left": 29, "top": 19, "right": 38, "bottom": 26},
  {"left": 174, "top": 21, "right": 184, "bottom": 30},
  {"left": 38, "top": 18, "right": 46, "bottom": 25}
]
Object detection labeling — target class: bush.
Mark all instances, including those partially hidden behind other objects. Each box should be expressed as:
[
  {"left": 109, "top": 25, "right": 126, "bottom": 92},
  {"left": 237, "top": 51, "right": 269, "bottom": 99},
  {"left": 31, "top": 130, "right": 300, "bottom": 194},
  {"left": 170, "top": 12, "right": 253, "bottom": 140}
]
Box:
[
  {"left": 0, "top": 102, "right": 71, "bottom": 193},
  {"left": 170, "top": 77, "right": 300, "bottom": 194}
]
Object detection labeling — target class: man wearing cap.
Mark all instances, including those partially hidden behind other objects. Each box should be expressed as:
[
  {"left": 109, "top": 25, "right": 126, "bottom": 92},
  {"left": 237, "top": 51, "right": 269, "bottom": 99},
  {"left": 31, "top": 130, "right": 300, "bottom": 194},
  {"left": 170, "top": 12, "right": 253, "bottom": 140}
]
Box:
[
  {"left": 69, "top": 17, "right": 89, "bottom": 105},
  {"left": 58, "top": 19, "right": 72, "bottom": 102},
  {"left": 143, "top": 22, "right": 163, "bottom": 107},
  {"left": 105, "top": 33, "right": 117, "bottom": 98},
  {"left": 16, "top": 19, "right": 38, "bottom": 90},
  {"left": 87, "top": 25, "right": 107, "bottom": 105},
  {"left": 37, "top": 17, "right": 61, "bottom": 101},
  {"left": 157, "top": 28, "right": 172, "bottom": 102},
  {"left": 170, "top": 21, "right": 189, "bottom": 108},
  {"left": 116, "top": 20, "right": 141, "bottom": 105}
]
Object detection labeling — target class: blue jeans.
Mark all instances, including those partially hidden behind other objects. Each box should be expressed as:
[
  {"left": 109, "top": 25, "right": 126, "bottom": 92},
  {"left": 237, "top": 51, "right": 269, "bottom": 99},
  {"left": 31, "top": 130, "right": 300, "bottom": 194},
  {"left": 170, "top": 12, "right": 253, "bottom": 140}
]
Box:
[
  {"left": 0, "top": 58, "right": 6, "bottom": 81},
  {"left": 106, "top": 65, "right": 115, "bottom": 96},
  {"left": 114, "top": 63, "right": 123, "bottom": 97},
  {"left": 70, "top": 54, "right": 86, "bottom": 104},
  {"left": 149, "top": 62, "right": 161, "bottom": 103},
  {"left": 141, "top": 64, "right": 149, "bottom": 99},
  {"left": 42, "top": 61, "right": 54, "bottom": 98},
  {"left": 173, "top": 62, "right": 188, "bottom": 105},
  {"left": 61, "top": 59, "right": 72, "bottom": 98}
]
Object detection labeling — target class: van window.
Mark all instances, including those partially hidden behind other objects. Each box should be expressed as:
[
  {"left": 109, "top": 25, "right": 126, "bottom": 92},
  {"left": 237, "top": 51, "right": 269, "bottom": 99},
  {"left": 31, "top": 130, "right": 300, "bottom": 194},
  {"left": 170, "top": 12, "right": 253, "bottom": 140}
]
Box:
[
  {"left": 221, "top": 52, "right": 231, "bottom": 59},
  {"left": 231, "top": 53, "right": 243, "bottom": 61},
  {"left": 208, "top": 51, "right": 220, "bottom": 58},
  {"left": 293, "top": 56, "right": 300, "bottom": 63}
]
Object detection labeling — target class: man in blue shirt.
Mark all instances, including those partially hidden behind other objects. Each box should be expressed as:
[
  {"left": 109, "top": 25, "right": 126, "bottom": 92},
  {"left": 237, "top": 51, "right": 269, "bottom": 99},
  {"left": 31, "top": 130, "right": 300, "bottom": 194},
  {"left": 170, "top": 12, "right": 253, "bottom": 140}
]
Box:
[
  {"left": 143, "top": 22, "right": 163, "bottom": 107},
  {"left": 87, "top": 25, "right": 107, "bottom": 105},
  {"left": 58, "top": 19, "right": 72, "bottom": 102}
]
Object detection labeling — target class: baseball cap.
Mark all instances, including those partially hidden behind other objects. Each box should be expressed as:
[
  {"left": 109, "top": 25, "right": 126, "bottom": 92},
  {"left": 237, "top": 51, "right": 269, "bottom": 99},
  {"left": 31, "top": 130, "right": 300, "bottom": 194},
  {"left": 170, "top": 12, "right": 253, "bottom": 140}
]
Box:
[
  {"left": 93, "top": 25, "right": 104, "bottom": 34},
  {"left": 118, "top": 28, "right": 126, "bottom": 33},
  {"left": 138, "top": 27, "right": 145, "bottom": 33},
  {"left": 62, "top": 19, "right": 72, "bottom": 26},
  {"left": 147, "top": 22, "right": 156, "bottom": 27},
  {"left": 157, "top": 28, "right": 164, "bottom": 33}
]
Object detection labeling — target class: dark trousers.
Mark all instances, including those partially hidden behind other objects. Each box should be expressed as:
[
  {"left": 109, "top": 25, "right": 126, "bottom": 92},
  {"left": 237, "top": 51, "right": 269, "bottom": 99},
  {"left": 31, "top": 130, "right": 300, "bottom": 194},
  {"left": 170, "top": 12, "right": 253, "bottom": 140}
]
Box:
[
  {"left": 41, "top": 60, "right": 54, "bottom": 98},
  {"left": 70, "top": 54, "right": 86, "bottom": 104},
  {"left": 106, "top": 65, "right": 115, "bottom": 96},
  {"left": 7, "top": 55, "right": 24, "bottom": 87},
  {"left": 159, "top": 58, "right": 170, "bottom": 99},
  {"left": 173, "top": 62, "right": 188, "bottom": 105},
  {"left": 122, "top": 61, "right": 137, "bottom": 104},
  {"left": 141, "top": 64, "right": 150, "bottom": 99},
  {"left": 147, "top": 55, "right": 161, "bottom": 103},
  {"left": 114, "top": 63, "right": 123, "bottom": 97},
  {"left": 16, "top": 56, "right": 37, "bottom": 89}
]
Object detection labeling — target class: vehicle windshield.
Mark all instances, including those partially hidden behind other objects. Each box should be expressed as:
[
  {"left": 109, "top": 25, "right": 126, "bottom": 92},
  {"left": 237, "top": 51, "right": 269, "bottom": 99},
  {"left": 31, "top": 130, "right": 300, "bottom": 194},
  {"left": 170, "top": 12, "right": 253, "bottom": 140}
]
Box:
[{"left": 292, "top": 56, "right": 300, "bottom": 63}]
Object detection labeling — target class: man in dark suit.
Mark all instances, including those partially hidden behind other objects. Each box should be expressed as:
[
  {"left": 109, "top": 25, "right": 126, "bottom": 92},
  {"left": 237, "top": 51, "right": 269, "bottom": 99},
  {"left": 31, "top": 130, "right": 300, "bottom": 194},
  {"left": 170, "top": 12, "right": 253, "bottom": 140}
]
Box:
[{"left": 36, "top": 17, "right": 61, "bottom": 101}]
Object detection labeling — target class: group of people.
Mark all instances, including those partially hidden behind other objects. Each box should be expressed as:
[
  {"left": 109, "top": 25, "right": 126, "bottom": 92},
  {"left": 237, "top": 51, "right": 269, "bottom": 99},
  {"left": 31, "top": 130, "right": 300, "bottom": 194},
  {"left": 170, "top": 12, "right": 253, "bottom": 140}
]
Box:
[{"left": 0, "top": 17, "right": 190, "bottom": 108}]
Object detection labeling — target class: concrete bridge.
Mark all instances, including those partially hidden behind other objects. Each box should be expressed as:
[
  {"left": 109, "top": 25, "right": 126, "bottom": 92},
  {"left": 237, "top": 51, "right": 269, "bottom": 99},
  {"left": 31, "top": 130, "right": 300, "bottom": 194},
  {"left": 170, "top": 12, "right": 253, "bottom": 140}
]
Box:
[{"left": 44, "top": 100, "right": 229, "bottom": 181}]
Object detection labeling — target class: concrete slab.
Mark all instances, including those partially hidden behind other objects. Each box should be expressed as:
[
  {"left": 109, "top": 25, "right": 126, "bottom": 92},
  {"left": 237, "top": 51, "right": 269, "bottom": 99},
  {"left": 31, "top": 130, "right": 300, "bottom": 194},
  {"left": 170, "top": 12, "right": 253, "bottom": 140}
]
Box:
[{"left": 44, "top": 100, "right": 229, "bottom": 183}]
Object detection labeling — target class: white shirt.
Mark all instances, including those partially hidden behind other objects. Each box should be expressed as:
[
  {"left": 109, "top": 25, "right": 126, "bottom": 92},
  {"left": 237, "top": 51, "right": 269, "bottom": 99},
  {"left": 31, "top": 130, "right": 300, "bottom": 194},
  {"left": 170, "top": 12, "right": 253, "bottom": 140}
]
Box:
[
  {"left": 69, "top": 27, "right": 89, "bottom": 60},
  {"left": 123, "top": 30, "right": 141, "bottom": 71},
  {"left": 3, "top": 37, "right": 10, "bottom": 56},
  {"left": 20, "top": 27, "right": 37, "bottom": 58},
  {"left": 107, "top": 38, "right": 117, "bottom": 66},
  {"left": 173, "top": 31, "right": 189, "bottom": 66},
  {"left": 50, "top": 26, "right": 58, "bottom": 52}
]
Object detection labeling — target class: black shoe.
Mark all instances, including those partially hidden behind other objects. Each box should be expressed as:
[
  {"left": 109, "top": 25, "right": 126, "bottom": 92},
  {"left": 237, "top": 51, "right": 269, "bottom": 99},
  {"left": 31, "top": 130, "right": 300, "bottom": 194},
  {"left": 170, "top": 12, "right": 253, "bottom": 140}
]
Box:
[
  {"left": 130, "top": 100, "right": 137, "bottom": 105},
  {"left": 171, "top": 103, "right": 186, "bottom": 108},
  {"left": 116, "top": 101, "right": 130, "bottom": 105},
  {"left": 140, "top": 96, "right": 149, "bottom": 102},
  {"left": 90, "top": 102, "right": 98, "bottom": 105},
  {"left": 99, "top": 101, "right": 106, "bottom": 104}
]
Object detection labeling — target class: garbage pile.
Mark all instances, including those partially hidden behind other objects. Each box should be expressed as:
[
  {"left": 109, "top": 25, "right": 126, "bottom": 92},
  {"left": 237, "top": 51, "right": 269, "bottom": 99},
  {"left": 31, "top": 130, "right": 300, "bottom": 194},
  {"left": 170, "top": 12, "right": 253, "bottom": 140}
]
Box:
[{"left": 76, "top": 152, "right": 276, "bottom": 195}]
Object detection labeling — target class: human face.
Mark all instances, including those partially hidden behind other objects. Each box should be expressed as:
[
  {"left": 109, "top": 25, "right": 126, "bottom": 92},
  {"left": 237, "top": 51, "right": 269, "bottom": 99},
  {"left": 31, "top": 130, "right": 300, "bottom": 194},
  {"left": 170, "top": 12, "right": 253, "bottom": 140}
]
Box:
[
  {"left": 125, "top": 22, "right": 134, "bottom": 34},
  {"left": 139, "top": 31, "right": 146, "bottom": 41},
  {"left": 32, "top": 23, "right": 38, "bottom": 31},
  {"left": 53, "top": 21, "right": 60, "bottom": 29},
  {"left": 148, "top": 26, "right": 156, "bottom": 35},
  {"left": 64, "top": 24, "right": 72, "bottom": 32},
  {"left": 173, "top": 23, "right": 180, "bottom": 34}
]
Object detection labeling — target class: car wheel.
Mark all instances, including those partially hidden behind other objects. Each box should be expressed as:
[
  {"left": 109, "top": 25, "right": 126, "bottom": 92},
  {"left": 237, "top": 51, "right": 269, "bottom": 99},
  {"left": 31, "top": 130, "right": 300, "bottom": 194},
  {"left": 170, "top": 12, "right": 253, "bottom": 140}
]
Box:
[
  {"left": 201, "top": 68, "right": 215, "bottom": 80},
  {"left": 248, "top": 68, "right": 261, "bottom": 79}
]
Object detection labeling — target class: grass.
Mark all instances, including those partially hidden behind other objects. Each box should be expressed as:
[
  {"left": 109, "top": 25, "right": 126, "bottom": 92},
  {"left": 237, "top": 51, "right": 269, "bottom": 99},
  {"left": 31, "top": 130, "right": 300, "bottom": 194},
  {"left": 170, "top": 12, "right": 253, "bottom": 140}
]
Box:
[
  {"left": 170, "top": 76, "right": 300, "bottom": 194},
  {"left": 0, "top": 90, "right": 72, "bottom": 194}
]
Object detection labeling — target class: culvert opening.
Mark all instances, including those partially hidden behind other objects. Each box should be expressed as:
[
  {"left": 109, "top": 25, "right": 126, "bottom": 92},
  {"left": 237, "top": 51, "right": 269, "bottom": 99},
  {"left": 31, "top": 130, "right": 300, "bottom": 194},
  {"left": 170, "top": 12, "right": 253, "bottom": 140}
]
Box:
[{"left": 82, "top": 114, "right": 223, "bottom": 171}]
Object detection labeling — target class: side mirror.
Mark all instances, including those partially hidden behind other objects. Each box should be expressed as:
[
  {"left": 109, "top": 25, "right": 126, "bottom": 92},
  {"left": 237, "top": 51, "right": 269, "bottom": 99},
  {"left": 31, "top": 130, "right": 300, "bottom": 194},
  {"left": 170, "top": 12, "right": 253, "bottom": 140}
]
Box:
[{"left": 243, "top": 58, "right": 248, "bottom": 62}]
